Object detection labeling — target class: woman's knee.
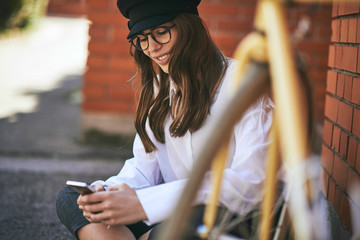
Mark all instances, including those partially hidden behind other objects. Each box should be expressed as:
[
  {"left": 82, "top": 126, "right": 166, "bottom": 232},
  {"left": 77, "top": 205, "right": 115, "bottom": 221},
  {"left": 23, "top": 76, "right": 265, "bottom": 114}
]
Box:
[
  {"left": 56, "top": 186, "right": 82, "bottom": 224},
  {"left": 56, "top": 186, "right": 90, "bottom": 238}
]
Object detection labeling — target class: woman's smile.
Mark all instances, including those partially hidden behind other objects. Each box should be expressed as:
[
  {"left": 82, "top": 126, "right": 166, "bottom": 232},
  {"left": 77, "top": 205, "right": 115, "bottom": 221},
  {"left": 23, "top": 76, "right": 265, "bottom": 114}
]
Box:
[{"left": 153, "top": 53, "right": 170, "bottom": 65}]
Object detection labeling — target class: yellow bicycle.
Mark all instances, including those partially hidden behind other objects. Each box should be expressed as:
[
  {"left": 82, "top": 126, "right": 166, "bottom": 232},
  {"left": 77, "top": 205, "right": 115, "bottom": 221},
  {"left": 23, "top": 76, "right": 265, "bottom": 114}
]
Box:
[{"left": 154, "top": 0, "right": 357, "bottom": 239}]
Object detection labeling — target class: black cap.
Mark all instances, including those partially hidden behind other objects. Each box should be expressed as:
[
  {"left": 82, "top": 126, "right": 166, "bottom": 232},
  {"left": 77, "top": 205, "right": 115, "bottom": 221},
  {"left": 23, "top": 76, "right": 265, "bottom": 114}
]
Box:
[{"left": 117, "top": 0, "right": 201, "bottom": 39}]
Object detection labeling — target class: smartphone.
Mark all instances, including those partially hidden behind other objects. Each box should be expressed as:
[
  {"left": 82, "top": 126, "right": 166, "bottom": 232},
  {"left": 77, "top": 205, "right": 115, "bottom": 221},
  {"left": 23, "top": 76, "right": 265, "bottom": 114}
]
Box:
[{"left": 66, "top": 180, "right": 95, "bottom": 195}]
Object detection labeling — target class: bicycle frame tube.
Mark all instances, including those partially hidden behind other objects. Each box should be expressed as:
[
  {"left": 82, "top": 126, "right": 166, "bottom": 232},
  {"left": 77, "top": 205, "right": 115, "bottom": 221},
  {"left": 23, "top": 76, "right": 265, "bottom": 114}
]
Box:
[
  {"left": 257, "top": 0, "right": 312, "bottom": 239},
  {"left": 259, "top": 122, "right": 281, "bottom": 240}
]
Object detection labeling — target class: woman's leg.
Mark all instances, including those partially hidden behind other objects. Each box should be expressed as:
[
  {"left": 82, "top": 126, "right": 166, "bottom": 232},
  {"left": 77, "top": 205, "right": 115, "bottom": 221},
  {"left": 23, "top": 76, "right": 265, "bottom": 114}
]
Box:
[
  {"left": 77, "top": 223, "right": 135, "bottom": 240},
  {"left": 56, "top": 186, "right": 152, "bottom": 239}
]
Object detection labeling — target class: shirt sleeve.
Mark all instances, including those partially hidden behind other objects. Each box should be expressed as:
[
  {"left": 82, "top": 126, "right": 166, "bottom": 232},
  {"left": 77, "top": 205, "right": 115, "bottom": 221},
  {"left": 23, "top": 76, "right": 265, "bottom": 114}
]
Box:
[
  {"left": 136, "top": 179, "right": 187, "bottom": 225},
  {"left": 92, "top": 134, "right": 163, "bottom": 190},
  {"left": 196, "top": 96, "right": 274, "bottom": 216}
]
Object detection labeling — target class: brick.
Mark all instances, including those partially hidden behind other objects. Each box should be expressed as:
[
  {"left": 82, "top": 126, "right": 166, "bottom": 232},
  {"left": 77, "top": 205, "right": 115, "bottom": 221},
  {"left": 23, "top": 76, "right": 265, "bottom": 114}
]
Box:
[
  {"left": 297, "top": 40, "right": 329, "bottom": 53},
  {"left": 311, "top": 11, "right": 332, "bottom": 24},
  {"left": 212, "top": 33, "right": 240, "bottom": 54},
  {"left": 218, "top": 20, "right": 253, "bottom": 34},
  {"left": 337, "top": 101, "right": 353, "bottom": 131},
  {"left": 336, "top": 73, "right": 345, "bottom": 98},
  {"left": 353, "top": 109, "right": 360, "bottom": 138},
  {"left": 317, "top": 54, "right": 330, "bottom": 68},
  {"left": 332, "top": 125, "right": 341, "bottom": 152},
  {"left": 324, "top": 95, "right": 338, "bottom": 122},
  {"left": 348, "top": 137, "right": 358, "bottom": 168},
  {"left": 338, "top": 0, "right": 346, "bottom": 16},
  {"left": 328, "top": 178, "right": 336, "bottom": 205},
  {"left": 82, "top": 100, "right": 134, "bottom": 113},
  {"left": 113, "top": 27, "right": 133, "bottom": 41},
  {"left": 108, "top": 57, "right": 136, "bottom": 71},
  {"left": 219, "top": 0, "right": 256, "bottom": 5},
  {"left": 339, "top": 131, "right": 349, "bottom": 159},
  {"left": 88, "top": 41, "right": 129, "bottom": 55},
  {"left": 108, "top": 87, "right": 135, "bottom": 100},
  {"left": 328, "top": 45, "right": 335, "bottom": 68},
  {"left": 344, "top": 0, "right": 360, "bottom": 15},
  {"left": 89, "top": 25, "right": 107, "bottom": 40},
  {"left": 358, "top": 49, "right": 360, "bottom": 73},
  {"left": 340, "top": 194, "right": 352, "bottom": 231},
  {"left": 332, "top": 0, "right": 339, "bottom": 17},
  {"left": 321, "top": 144, "right": 334, "bottom": 174},
  {"left": 199, "top": 4, "right": 240, "bottom": 18},
  {"left": 87, "top": 12, "right": 125, "bottom": 27},
  {"left": 47, "top": 1, "right": 86, "bottom": 16},
  {"left": 323, "top": 120, "right": 333, "bottom": 146},
  {"left": 357, "top": 20, "right": 360, "bottom": 43},
  {"left": 238, "top": 5, "right": 257, "bottom": 20},
  {"left": 87, "top": 56, "right": 107, "bottom": 68},
  {"left": 83, "top": 86, "right": 105, "bottom": 99},
  {"left": 326, "top": 70, "right": 337, "bottom": 94},
  {"left": 342, "top": 46, "right": 358, "bottom": 73},
  {"left": 334, "top": 185, "right": 345, "bottom": 213},
  {"left": 344, "top": 75, "right": 353, "bottom": 101},
  {"left": 348, "top": 18, "right": 357, "bottom": 43},
  {"left": 340, "top": 19, "right": 349, "bottom": 43},
  {"left": 108, "top": 0, "right": 120, "bottom": 13},
  {"left": 321, "top": 168, "right": 330, "bottom": 197},
  {"left": 335, "top": 45, "right": 343, "bottom": 69},
  {"left": 87, "top": 0, "right": 109, "bottom": 9},
  {"left": 85, "top": 69, "right": 134, "bottom": 85},
  {"left": 357, "top": 142, "right": 360, "bottom": 173},
  {"left": 353, "top": 78, "right": 360, "bottom": 104},
  {"left": 315, "top": 24, "right": 332, "bottom": 41},
  {"left": 309, "top": 69, "right": 326, "bottom": 82}
]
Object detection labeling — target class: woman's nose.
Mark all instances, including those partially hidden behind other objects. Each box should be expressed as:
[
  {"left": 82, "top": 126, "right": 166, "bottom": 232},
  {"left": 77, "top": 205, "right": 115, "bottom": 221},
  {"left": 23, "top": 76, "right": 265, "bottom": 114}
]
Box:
[{"left": 148, "top": 36, "right": 161, "bottom": 52}]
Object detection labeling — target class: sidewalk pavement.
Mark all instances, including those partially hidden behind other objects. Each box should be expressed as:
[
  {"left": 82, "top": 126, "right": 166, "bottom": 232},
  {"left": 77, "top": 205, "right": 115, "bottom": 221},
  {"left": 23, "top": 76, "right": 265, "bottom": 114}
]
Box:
[{"left": 0, "top": 16, "right": 132, "bottom": 239}]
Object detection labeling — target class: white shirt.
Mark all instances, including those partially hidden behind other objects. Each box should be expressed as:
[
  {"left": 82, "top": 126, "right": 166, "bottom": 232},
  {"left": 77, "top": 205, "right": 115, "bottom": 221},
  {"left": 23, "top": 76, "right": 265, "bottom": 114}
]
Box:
[{"left": 92, "top": 60, "right": 274, "bottom": 225}]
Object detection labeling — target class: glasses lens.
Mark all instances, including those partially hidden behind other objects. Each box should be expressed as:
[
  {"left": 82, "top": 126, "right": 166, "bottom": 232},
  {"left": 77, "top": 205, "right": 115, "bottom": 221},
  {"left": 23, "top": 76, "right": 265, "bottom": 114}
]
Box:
[
  {"left": 132, "top": 35, "right": 148, "bottom": 51},
  {"left": 153, "top": 27, "right": 171, "bottom": 44},
  {"left": 131, "top": 26, "right": 172, "bottom": 51}
]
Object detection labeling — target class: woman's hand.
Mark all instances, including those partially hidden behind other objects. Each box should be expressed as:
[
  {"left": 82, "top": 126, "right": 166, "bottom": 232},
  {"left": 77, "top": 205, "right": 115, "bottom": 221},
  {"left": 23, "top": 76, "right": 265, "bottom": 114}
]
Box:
[{"left": 77, "top": 183, "right": 147, "bottom": 226}]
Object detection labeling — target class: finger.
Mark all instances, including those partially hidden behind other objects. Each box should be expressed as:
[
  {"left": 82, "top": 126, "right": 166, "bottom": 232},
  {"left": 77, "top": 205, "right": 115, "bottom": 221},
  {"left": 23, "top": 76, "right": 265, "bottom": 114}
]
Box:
[
  {"left": 90, "top": 211, "right": 115, "bottom": 224},
  {"left": 108, "top": 183, "right": 127, "bottom": 191},
  {"left": 83, "top": 210, "right": 103, "bottom": 223},
  {"left": 80, "top": 191, "right": 107, "bottom": 204},
  {"left": 94, "top": 183, "right": 106, "bottom": 192},
  {"left": 77, "top": 195, "right": 86, "bottom": 205},
  {"left": 83, "top": 201, "right": 106, "bottom": 214}
]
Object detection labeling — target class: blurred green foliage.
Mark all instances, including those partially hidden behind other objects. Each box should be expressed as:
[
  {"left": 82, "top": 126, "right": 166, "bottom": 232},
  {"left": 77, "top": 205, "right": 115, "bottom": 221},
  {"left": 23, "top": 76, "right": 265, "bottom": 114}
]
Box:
[{"left": 0, "top": 0, "right": 48, "bottom": 34}]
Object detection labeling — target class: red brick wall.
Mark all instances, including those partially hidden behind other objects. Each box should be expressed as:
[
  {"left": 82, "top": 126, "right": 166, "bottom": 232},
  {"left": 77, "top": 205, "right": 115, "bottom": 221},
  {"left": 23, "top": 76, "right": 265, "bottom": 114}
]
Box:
[
  {"left": 321, "top": 0, "right": 360, "bottom": 233},
  {"left": 47, "top": 0, "right": 87, "bottom": 16},
  {"left": 82, "top": 0, "right": 331, "bottom": 135}
]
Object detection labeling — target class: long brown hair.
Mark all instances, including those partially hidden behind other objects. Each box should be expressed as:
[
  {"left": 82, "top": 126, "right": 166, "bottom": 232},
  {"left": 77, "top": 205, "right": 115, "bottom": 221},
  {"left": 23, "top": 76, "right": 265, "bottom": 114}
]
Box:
[{"left": 131, "top": 13, "right": 228, "bottom": 153}]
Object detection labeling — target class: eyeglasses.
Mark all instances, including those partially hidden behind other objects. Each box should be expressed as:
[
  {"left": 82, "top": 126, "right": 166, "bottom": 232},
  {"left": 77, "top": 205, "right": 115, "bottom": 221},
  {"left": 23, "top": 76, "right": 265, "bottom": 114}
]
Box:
[{"left": 129, "top": 24, "right": 176, "bottom": 51}]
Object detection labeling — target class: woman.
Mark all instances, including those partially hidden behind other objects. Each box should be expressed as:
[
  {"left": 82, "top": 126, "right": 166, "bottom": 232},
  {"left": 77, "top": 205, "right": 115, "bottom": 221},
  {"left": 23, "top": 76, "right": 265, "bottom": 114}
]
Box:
[{"left": 56, "top": 0, "right": 274, "bottom": 239}]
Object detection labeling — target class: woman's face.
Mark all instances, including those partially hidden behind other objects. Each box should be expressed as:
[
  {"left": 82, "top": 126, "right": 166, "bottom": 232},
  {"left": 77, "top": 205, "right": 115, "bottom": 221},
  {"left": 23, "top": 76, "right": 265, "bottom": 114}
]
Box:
[{"left": 141, "top": 22, "right": 178, "bottom": 74}]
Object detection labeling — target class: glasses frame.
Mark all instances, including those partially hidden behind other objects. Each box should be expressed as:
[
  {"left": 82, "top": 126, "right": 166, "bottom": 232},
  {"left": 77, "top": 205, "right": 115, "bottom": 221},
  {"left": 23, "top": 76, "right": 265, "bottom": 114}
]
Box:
[{"left": 129, "top": 24, "right": 176, "bottom": 51}]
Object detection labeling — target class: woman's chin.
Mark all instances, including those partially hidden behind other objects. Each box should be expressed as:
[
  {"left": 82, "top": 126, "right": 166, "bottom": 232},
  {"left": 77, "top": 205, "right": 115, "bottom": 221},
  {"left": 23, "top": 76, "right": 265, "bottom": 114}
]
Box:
[{"left": 159, "top": 65, "right": 169, "bottom": 74}]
